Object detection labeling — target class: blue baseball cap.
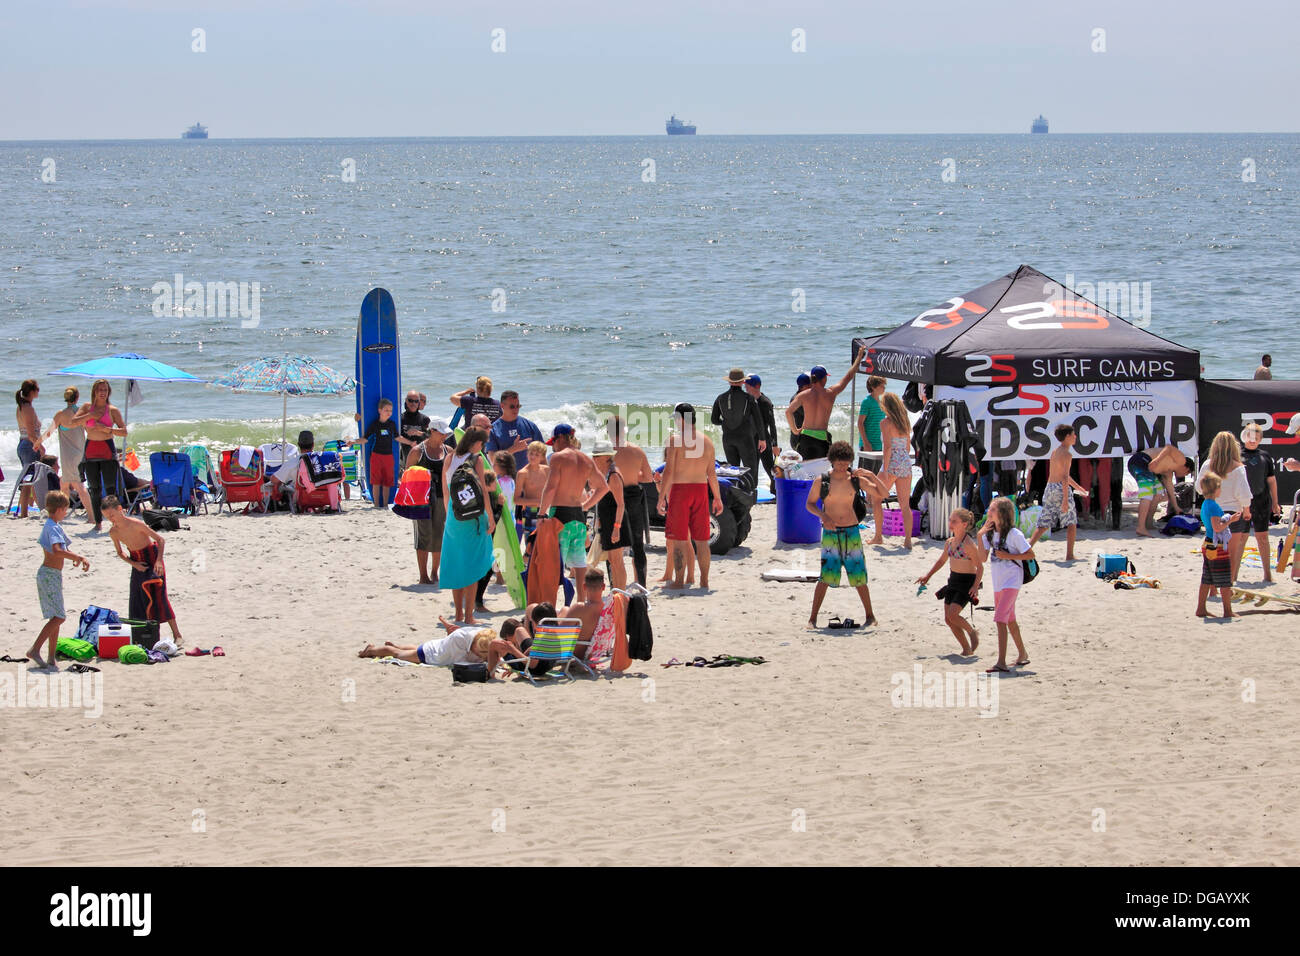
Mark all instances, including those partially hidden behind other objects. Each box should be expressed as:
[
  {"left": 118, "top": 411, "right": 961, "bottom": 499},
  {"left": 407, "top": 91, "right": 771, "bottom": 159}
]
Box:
[
  {"left": 796, "top": 373, "right": 811, "bottom": 388},
  {"left": 547, "top": 423, "right": 574, "bottom": 446},
  {"left": 810, "top": 365, "right": 828, "bottom": 380},
  {"left": 745, "top": 374, "right": 761, "bottom": 387}
]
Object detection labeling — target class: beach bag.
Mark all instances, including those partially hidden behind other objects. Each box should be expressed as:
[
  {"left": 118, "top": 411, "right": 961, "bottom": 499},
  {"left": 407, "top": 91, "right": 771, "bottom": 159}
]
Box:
[
  {"left": 451, "top": 661, "right": 488, "bottom": 683},
  {"left": 449, "top": 461, "right": 485, "bottom": 521},
  {"left": 902, "top": 381, "right": 925, "bottom": 414},
  {"left": 55, "top": 637, "right": 96, "bottom": 661},
  {"left": 1022, "top": 555, "right": 1040, "bottom": 585},
  {"left": 118, "top": 644, "right": 149, "bottom": 665},
  {"left": 76, "top": 605, "right": 120, "bottom": 649},
  {"left": 142, "top": 509, "right": 181, "bottom": 531},
  {"left": 820, "top": 474, "right": 868, "bottom": 523},
  {"left": 1016, "top": 505, "right": 1047, "bottom": 539},
  {"left": 392, "top": 466, "right": 432, "bottom": 520},
  {"left": 625, "top": 593, "right": 654, "bottom": 661},
  {"left": 1163, "top": 513, "right": 1202, "bottom": 536},
  {"left": 1094, "top": 553, "right": 1135, "bottom": 579},
  {"left": 1174, "top": 482, "right": 1195, "bottom": 513}
]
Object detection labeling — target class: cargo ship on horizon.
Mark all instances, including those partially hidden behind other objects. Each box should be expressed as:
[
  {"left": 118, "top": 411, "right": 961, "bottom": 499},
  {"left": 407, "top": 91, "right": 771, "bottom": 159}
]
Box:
[
  {"left": 666, "top": 115, "right": 696, "bottom": 135},
  {"left": 182, "top": 122, "right": 208, "bottom": 139}
]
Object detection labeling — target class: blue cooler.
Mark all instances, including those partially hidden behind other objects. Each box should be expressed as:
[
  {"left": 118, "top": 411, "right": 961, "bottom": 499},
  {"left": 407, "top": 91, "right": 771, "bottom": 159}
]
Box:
[{"left": 776, "top": 477, "right": 822, "bottom": 544}]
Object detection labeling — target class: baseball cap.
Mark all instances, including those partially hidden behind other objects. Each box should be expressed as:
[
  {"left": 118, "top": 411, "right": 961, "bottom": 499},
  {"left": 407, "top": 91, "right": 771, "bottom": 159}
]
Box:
[
  {"left": 796, "top": 373, "right": 811, "bottom": 388},
  {"left": 745, "top": 374, "right": 761, "bottom": 387},
  {"left": 427, "top": 417, "right": 452, "bottom": 435},
  {"left": 547, "top": 423, "right": 575, "bottom": 446},
  {"left": 810, "top": 365, "right": 828, "bottom": 380}
]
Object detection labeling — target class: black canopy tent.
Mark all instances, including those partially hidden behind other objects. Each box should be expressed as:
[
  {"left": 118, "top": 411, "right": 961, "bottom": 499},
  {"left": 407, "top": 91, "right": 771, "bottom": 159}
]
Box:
[{"left": 850, "top": 264, "right": 1200, "bottom": 387}]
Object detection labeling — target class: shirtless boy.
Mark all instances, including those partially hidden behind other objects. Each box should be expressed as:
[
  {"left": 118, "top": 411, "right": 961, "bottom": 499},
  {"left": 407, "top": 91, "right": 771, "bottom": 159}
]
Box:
[
  {"left": 805, "top": 441, "right": 878, "bottom": 628},
  {"left": 1129, "top": 444, "right": 1195, "bottom": 536},
  {"left": 1029, "top": 425, "right": 1089, "bottom": 561},
  {"left": 561, "top": 569, "right": 607, "bottom": 661},
  {"left": 514, "top": 440, "right": 550, "bottom": 530},
  {"left": 102, "top": 495, "right": 183, "bottom": 644},
  {"left": 537, "top": 424, "right": 609, "bottom": 603},
  {"left": 657, "top": 403, "right": 723, "bottom": 590},
  {"left": 786, "top": 345, "right": 867, "bottom": 461},
  {"left": 609, "top": 415, "right": 655, "bottom": 586}
]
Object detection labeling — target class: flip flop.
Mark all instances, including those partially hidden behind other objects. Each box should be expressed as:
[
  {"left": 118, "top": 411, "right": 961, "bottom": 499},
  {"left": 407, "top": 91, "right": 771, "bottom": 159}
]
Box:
[
  {"left": 826, "top": 615, "right": 844, "bottom": 629},
  {"left": 986, "top": 664, "right": 1011, "bottom": 673},
  {"left": 184, "top": 647, "right": 211, "bottom": 657},
  {"left": 0, "top": 655, "right": 29, "bottom": 663},
  {"left": 212, "top": 646, "right": 226, "bottom": 657},
  {"left": 68, "top": 663, "right": 101, "bottom": 673},
  {"left": 1013, "top": 659, "right": 1030, "bottom": 666}
]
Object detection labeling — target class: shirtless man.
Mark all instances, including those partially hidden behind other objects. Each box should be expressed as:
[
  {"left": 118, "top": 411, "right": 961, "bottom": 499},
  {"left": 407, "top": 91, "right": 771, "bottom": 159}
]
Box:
[
  {"left": 608, "top": 414, "right": 655, "bottom": 586},
  {"left": 786, "top": 345, "right": 867, "bottom": 461},
  {"left": 1129, "top": 444, "right": 1194, "bottom": 535},
  {"left": 562, "top": 569, "right": 607, "bottom": 661},
  {"left": 537, "top": 424, "right": 609, "bottom": 603},
  {"left": 657, "top": 403, "right": 724, "bottom": 590},
  {"left": 102, "top": 495, "right": 183, "bottom": 644},
  {"left": 1029, "top": 425, "right": 1089, "bottom": 561}
]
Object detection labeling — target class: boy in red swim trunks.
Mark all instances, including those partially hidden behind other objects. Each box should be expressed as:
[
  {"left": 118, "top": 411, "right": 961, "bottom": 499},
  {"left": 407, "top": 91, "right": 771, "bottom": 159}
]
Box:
[
  {"left": 102, "top": 495, "right": 183, "bottom": 645},
  {"left": 657, "top": 403, "right": 723, "bottom": 590}
]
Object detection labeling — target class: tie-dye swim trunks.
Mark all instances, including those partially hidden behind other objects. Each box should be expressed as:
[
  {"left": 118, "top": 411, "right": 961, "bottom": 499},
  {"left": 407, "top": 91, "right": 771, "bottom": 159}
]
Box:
[{"left": 820, "top": 524, "right": 868, "bottom": 588}]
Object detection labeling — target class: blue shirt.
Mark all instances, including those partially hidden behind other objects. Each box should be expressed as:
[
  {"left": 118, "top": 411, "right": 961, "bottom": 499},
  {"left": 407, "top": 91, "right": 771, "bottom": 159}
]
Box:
[
  {"left": 1201, "top": 499, "right": 1229, "bottom": 548},
  {"left": 39, "top": 518, "right": 70, "bottom": 555},
  {"left": 486, "top": 415, "right": 543, "bottom": 472}
]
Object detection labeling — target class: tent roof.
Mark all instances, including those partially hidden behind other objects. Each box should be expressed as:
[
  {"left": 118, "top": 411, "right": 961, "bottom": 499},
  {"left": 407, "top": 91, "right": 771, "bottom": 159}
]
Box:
[{"left": 854, "top": 264, "right": 1200, "bottom": 386}]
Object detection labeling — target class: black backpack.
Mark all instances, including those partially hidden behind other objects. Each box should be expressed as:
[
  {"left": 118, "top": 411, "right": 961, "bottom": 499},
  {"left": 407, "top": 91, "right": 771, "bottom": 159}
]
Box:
[
  {"left": 999, "top": 530, "right": 1039, "bottom": 584},
  {"left": 141, "top": 509, "right": 182, "bottom": 532},
  {"left": 820, "top": 474, "right": 868, "bottom": 523},
  {"left": 448, "top": 461, "right": 485, "bottom": 521},
  {"left": 626, "top": 594, "right": 653, "bottom": 661}
]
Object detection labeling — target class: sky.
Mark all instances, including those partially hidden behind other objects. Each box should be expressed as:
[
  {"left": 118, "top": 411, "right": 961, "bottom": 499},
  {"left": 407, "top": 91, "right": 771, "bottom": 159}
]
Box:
[{"left": 2, "top": 0, "right": 1297, "bottom": 139}]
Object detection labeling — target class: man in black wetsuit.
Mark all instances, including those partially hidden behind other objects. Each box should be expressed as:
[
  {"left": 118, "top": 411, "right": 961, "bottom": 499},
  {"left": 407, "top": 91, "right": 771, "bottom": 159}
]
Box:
[
  {"left": 745, "top": 374, "right": 778, "bottom": 492},
  {"left": 711, "top": 367, "right": 765, "bottom": 497}
]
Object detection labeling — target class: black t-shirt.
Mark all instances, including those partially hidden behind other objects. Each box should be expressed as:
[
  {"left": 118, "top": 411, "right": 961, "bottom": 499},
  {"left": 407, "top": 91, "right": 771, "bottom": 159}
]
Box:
[
  {"left": 400, "top": 410, "right": 430, "bottom": 445},
  {"left": 365, "top": 418, "right": 399, "bottom": 455},
  {"left": 1241, "top": 445, "right": 1275, "bottom": 496},
  {"left": 459, "top": 394, "right": 502, "bottom": 423}
]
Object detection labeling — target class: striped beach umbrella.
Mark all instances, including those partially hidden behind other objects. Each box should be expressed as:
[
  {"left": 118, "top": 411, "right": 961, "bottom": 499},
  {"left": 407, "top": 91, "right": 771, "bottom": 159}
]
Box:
[{"left": 212, "top": 356, "right": 356, "bottom": 445}]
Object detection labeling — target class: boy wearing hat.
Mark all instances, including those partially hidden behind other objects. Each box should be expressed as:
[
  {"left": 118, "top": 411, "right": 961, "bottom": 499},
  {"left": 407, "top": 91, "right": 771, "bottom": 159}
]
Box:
[{"left": 711, "top": 368, "right": 765, "bottom": 496}]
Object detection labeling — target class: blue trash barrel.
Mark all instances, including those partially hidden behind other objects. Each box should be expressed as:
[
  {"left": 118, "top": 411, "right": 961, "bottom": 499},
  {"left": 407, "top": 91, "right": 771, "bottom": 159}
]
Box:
[{"left": 775, "top": 476, "right": 821, "bottom": 544}]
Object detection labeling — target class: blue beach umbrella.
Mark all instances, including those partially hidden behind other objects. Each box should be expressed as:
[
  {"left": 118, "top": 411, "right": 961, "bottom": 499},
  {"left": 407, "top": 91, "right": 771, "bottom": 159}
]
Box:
[
  {"left": 211, "top": 355, "right": 356, "bottom": 445},
  {"left": 50, "top": 351, "right": 205, "bottom": 429}
]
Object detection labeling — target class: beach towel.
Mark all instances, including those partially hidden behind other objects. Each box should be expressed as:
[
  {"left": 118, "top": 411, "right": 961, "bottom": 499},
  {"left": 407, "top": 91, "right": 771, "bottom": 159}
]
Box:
[
  {"left": 609, "top": 591, "right": 631, "bottom": 672},
  {"left": 236, "top": 445, "right": 254, "bottom": 469},
  {"left": 526, "top": 518, "right": 563, "bottom": 608}
]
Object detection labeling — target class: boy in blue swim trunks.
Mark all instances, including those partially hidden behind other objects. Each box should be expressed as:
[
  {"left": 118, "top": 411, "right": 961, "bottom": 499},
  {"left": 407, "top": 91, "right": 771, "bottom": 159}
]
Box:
[{"left": 804, "top": 442, "right": 879, "bottom": 628}]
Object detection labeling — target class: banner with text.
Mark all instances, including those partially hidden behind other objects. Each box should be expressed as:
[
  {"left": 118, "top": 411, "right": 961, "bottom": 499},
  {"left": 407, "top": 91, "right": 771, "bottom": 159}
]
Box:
[
  {"left": 1199, "top": 379, "right": 1300, "bottom": 502},
  {"left": 934, "top": 381, "right": 1198, "bottom": 461}
]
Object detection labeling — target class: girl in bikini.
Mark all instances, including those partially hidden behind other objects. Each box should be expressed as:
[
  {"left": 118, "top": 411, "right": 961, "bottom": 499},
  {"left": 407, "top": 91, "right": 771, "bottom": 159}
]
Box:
[
  {"left": 871, "top": 391, "right": 914, "bottom": 548},
  {"left": 14, "top": 379, "right": 43, "bottom": 518},
  {"left": 915, "top": 508, "right": 984, "bottom": 655}
]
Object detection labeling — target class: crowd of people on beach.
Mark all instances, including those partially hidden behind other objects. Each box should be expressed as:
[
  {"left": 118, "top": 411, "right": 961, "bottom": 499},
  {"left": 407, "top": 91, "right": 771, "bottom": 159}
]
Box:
[{"left": 12, "top": 353, "right": 1300, "bottom": 676}]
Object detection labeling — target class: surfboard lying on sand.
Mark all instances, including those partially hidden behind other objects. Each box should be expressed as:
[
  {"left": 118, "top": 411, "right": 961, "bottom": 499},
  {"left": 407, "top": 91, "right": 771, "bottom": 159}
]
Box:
[
  {"left": 356, "top": 288, "right": 401, "bottom": 502},
  {"left": 760, "top": 568, "right": 819, "bottom": 582},
  {"left": 1230, "top": 588, "right": 1300, "bottom": 609}
]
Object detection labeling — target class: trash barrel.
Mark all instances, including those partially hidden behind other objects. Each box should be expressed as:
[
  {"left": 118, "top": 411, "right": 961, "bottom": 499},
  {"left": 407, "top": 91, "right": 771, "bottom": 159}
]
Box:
[{"left": 775, "top": 476, "right": 821, "bottom": 544}]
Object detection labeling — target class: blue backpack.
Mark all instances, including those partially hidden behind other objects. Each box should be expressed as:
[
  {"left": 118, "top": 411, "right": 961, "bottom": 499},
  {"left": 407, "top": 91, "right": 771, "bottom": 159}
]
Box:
[
  {"left": 1163, "top": 514, "right": 1202, "bottom": 536},
  {"left": 76, "top": 605, "right": 120, "bottom": 649}
]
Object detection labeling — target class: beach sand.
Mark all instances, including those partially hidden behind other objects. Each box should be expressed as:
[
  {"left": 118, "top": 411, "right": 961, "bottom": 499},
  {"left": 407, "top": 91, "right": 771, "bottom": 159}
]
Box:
[{"left": 2, "top": 501, "right": 1297, "bottom": 866}]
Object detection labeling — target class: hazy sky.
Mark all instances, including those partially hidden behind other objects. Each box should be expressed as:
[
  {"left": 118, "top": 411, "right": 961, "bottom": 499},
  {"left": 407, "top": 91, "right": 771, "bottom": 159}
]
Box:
[{"left": 3, "top": 0, "right": 1297, "bottom": 139}]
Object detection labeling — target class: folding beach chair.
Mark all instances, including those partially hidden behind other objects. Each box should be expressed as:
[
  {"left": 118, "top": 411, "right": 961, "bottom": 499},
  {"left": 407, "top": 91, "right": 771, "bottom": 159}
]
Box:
[
  {"left": 503, "top": 618, "right": 594, "bottom": 685},
  {"left": 292, "top": 452, "right": 343, "bottom": 513},
  {"left": 178, "top": 443, "right": 220, "bottom": 513},
  {"left": 322, "top": 440, "right": 363, "bottom": 500},
  {"left": 259, "top": 442, "right": 294, "bottom": 479},
  {"left": 6, "top": 460, "right": 54, "bottom": 515},
  {"left": 217, "top": 447, "right": 266, "bottom": 514},
  {"left": 148, "top": 451, "right": 196, "bottom": 514}
]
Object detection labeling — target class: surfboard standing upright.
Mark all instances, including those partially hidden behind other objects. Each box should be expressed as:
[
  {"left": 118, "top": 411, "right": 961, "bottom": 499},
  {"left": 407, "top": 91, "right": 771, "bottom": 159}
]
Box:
[{"left": 355, "top": 289, "right": 401, "bottom": 502}]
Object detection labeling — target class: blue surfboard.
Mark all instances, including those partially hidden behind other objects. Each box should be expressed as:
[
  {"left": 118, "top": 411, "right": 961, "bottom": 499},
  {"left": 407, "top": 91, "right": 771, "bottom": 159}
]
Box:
[{"left": 355, "top": 288, "right": 401, "bottom": 502}]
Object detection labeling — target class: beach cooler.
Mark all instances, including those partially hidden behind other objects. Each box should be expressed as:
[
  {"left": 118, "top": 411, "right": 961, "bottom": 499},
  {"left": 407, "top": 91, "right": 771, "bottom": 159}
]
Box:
[
  {"left": 775, "top": 477, "right": 821, "bottom": 544},
  {"left": 97, "top": 624, "right": 131, "bottom": 659},
  {"left": 1095, "top": 553, "right": 1134, "bottom": 578}
]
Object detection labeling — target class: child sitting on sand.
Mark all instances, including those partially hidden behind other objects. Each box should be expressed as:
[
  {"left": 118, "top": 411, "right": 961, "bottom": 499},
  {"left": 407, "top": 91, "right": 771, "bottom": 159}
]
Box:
[
  {"left": 1029, "top": 424, "right": 1088, "bottom": 561},
  {"left": 916, "top": 507, "right": 985, "bottom": 655},
  {"left": 26, "top": 491, "right": 90, "bottom": 670},
  {"left": 980, "top": 496, "right": 1034, "bottom": 673},
  {"left": 804, "top": 441, "right": 882, "bottom": 628},
  {"left": 1196, "top": 472, "right": 1241, "bottom": 619}
]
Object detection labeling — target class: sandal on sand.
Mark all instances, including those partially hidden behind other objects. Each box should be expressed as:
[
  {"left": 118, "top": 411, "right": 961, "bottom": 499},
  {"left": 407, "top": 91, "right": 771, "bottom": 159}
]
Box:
[
  {"left": 184, "top": 647, "right": 211, "bottom": 657},
  {"left": 1013, "top": 659, "right": 1030, "bottom": 666},
  {"left": 68, "top": 663, "right": 100, "bottom": 673},
  {"left": 212, "top": 646, "right": 226, "bottom": 657},
  {"left": 1, "top": 655, "right": 29, "bottom": 663},
  {"left": 986, "top": 664, "right": 1011, "bottom": 673},
  {"left": 826, "top": 615, "right": 844, "bottom": 629}
]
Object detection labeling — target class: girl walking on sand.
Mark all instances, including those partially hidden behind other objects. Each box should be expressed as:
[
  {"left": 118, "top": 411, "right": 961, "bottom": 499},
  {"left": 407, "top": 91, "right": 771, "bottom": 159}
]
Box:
[
  {"left": 916, "top": 507, "right": 984, "bottom": 655},
  {"left": 979, "top": 497, "right": 1034, "bottom": 673}
]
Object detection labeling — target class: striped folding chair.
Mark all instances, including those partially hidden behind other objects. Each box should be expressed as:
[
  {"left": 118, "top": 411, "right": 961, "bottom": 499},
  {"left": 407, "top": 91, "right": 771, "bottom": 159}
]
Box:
[
  {"left": 504, "top": 618, "right": 594, "bottom": 685},
  {"left": 323, "top": 440, "right": 363, "bottom": 499}
]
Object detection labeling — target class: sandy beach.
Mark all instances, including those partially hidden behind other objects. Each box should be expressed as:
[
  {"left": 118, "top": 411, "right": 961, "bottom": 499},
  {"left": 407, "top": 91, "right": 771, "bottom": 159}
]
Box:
[{"left": 2, "top": 501, "right": 1297, "bottom": 867}]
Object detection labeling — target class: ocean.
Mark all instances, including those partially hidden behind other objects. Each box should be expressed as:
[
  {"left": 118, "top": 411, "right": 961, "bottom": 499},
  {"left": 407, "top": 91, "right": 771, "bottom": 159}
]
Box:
[{"left": 2, "top": 133, "right": 1297, "bottom": 492}]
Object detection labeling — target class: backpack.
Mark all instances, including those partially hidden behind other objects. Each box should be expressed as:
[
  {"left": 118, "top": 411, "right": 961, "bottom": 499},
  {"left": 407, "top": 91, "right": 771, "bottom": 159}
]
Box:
[
  {"left": 820, "top": 474, "right": 868, "bottom": 523},
  {"left": 1163, "top": 513, "right": 1202, "bottom": 536},
  {"left": 902, "top": 381, "right": 926, "bottom": 414},
  {"left": 76, "top": 605, "right": 120, "bottom": 648},
  {"left": 717, "top": 389, "right": 756, "bottom": 434},
  {"left": 997, "top": 531, "right": 1039, "bottom": 585},
  {"left": 142, "top": 509, "right": 181, "bottom": 532},
  {"left": 449, "top": 461, "right": 485, "bottom": 521},
  {"left": 625, "top": 593, "right": 654, "bottom": 661}
]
